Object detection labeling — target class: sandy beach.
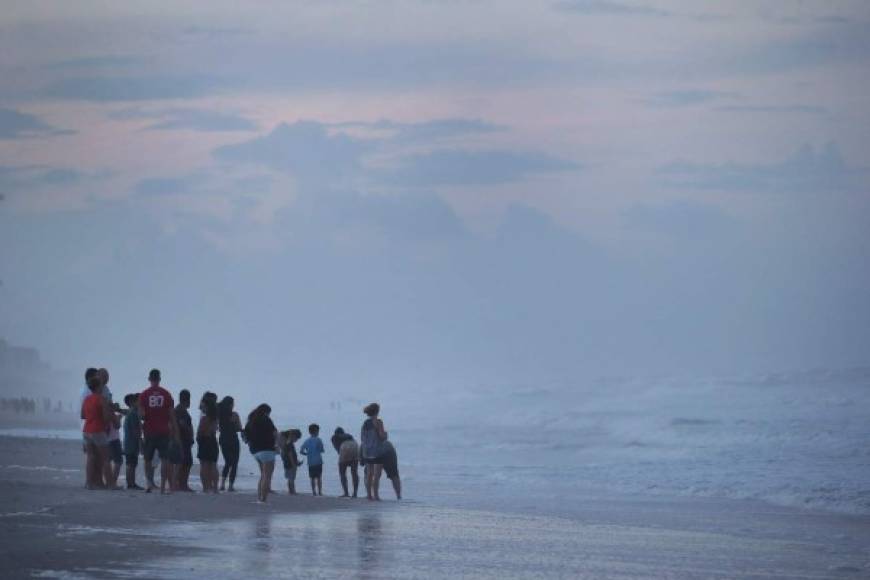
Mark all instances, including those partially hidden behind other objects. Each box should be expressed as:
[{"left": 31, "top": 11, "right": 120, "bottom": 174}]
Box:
[{"left": 2, "top": 434, "right": 869, "bottom": 579}]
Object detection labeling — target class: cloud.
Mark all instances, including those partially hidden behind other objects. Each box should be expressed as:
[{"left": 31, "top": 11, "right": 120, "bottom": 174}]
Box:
[
  {"left": 623, "top": 200, "right": 735, "bottom": 238},
  {"left": 554, "top": 1, "right": 670, "bottom": 17},
  {"left": 45, "top": 55, "right": 147, "bottom": 71},
  {"left": 713, "top": 104, "right": 827, "bottom": 115},
  {"left": 281, "top": 188, "right": 468, "bottom": 245},
  {"left": 338, "top": 118, "right": 505, "bottom": 143},
  {"left": 111, "top": 107, "right": 257, "bottom": 132},
  {"left": 643, "top": 89, "right": 737, "bottom": 108},
  {"left": 382, "top": 149, "right": 578, "bottom": 187},
  {"left": 214, "top": 121, "right": 372, "bottom": 182},
  {"left": 658, "top": 143, "right": 864, "bottom": 193},
  {"left": 133, "top": 175, "right": 199, "bottom": 197},
  {"left": 0, "top": 108, "right": 73, "bottom": 139},
  {"left": 39, "top": 75, "right": 225, "bottom": 101},
  {"left": 0, "top": 165, "right": 83, "bottom": 193}
]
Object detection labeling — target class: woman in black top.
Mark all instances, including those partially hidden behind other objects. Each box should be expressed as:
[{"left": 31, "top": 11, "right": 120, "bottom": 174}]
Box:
[
  {"left": 196, "top": 393, "right": 220, "bottom": 493},
  {"left": 217, "top": 396, "right": 243, "bottom": 492},
  {"left": 244, "top": 403, "right": 278, "bottom": 502}
]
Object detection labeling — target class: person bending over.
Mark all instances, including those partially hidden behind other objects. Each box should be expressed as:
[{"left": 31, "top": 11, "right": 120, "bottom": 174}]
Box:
[{"left": 331, "top": 427, "right": 360, "bottom": 498}]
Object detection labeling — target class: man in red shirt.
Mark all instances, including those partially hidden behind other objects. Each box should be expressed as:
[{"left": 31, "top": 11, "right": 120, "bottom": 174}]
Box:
[{"left": 139, "top": 369, "right": 179, "bottom": 494}]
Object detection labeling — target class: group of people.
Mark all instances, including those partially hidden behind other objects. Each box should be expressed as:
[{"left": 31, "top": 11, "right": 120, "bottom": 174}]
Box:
[{"left": 80, "top": 367, "right": 401, "bottom": 503}]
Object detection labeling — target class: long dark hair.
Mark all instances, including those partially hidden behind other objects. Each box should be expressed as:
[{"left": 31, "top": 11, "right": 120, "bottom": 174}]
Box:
[
  {"left": 201, "top": 393, "right": 218, "bottom": 421},
  {"left": 217, "top": 396, "right": 234, "bottom": 429},
  {"left": 248, "top": 403, "right": 271, "bottom": 423}
]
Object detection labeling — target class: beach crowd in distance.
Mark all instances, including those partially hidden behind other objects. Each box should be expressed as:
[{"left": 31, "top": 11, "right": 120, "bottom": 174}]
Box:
[{"left": 80, "top": 367, "right": 401, "bottom": 503}]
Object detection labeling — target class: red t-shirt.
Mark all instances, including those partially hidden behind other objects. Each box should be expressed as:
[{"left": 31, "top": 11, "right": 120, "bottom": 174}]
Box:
[
  {"left": 139, "top": 385, "right": 174, "bottom": 437},
  {"left": 82, "top": 393, "right": 106, "bottom": 434}
]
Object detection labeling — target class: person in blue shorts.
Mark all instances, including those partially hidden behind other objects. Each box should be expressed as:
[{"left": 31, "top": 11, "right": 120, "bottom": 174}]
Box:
[
  {"left": 300, "top": 423, "right": 324, "bottom": 496},
  {"left": 244, "top": 404, "right": 278, "bottom": 503}
]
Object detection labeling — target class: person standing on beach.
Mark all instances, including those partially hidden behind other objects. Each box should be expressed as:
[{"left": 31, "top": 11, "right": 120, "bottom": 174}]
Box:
[
  {"left": 81, "top": 371, "right": 114, "bottom": 490},
  {"left": 244, "top": 404, "right": 278, "bottom": 502},
  {"left": 174, "top": 389, "right": 195, "bottom": 492},
  {"left": 122, "top": 394, "right": 143, "bottom": 490},
  {"left": 217, "top": 396, "right": 242, "bottom": 492},
  {"left": 360, "top": 403, "right": 388, "bottom": 501},
  {"left": 196, "top": 393, "right": 220, "bottom": 493},
  {"left": 300, "top": 423, "right": 325, "bottom": 496},
  {"left": 139, "top": 369, "right": 179, "bottom": 494},
  {"left": 80, "top": 368, "right": 100, "bottom": 488},
  {"left": 97, "top": 368, "right": 124, "bottom": 489},
  {"left": 381, "top": 440, "right": 402, "bottom": 500},
  {"left": 331, "top": 427, "right": 360, "bottom": 498},
  {"left": 279, "top": 429, "right": 302, "bottom": 495}
]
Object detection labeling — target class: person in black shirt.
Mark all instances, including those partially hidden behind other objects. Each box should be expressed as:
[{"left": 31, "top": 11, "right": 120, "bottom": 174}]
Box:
[
  {"left": 173, "top": 389, "right": 195, "bottom": 492},
  {"left": 217, "top": 396, "right": 243, "bottom": 492},
  {"left": 244, "top": 404, "right": 278, "bottom": 502}
]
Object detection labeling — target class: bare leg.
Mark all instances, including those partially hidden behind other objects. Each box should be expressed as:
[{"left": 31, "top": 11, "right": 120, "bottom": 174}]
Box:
[
  {"left": 145, "top": 460, "right": 156, "bottom": 491},
  {"left": 390, "top": 475, "right": 402, "bottom": 500},
  {"left": 211, "top": 463, "right": 219, "bottom": 493},
  {"left": 372, "top": 464, "right": 383, "bottom": 500},
  {"left": 125, "top": 462, "right": 137, "bottom": 488},
  {"left": 364, "top": 464, "right": 373, "bottom": 499},
  {"left": 111, "top": 460, "right": 122, "bottom": 488},
  {"left": 160, "top": 459, "right": 172, "bottom": 494},
  {"left": 262, "top": 462, "right": 274, "bottom": 501},
  {"left": 256, "top": 461, "right": 264, "bottom": 501},
  {"left": 85, "top": 445, "right": 101, "bottom": 489},
  {"left": 97, "top": 446, "right": 113, "bottom": 489},
  {"left": 310, "top": 477, "right": 316, "bottom": 496},
  {"left": 316, "top": 476, "right": 322, "bottom": 496},
  {"left": 339, "top": 462, "right": 349, "bottom": 497},
  {"left": 350, "top": 462, "right": 359, "bottom": 497}
]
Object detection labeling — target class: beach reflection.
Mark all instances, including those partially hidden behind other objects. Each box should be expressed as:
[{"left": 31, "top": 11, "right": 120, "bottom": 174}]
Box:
[
  {"left": 356, "top": 511, "right": 383, "bottom": 574},
  {"left": 253, "top": 515, "right": 273, "bottom": 553}
]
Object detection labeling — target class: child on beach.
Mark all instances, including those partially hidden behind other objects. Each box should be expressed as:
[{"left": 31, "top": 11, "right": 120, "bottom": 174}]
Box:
[
  {"left": 122, "top": 394, "right": 143, "bottom": 490},
  {"left": 300, "top": 423, "right": 324, "bottom": 496},
  {"left": 280, "top": 429, "right": 302, "bottom": 495}
]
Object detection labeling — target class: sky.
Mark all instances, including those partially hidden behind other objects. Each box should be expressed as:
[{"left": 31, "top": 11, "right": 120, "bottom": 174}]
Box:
[{"left": 1, "top": 0, "right": 869, "bottom": 400}]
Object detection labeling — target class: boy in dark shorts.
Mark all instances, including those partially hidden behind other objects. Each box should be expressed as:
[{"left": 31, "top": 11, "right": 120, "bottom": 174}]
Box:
[
  {"left": 300, "top": 424, "right": 324, "bottom": 496},
  {"left": 122, "top": 394, "right": 143, "bottom": 490},
  {"left": 280, "top": 429, "right": 302, "bottom": 495},
  {"left": 138, "top": 369, "right": 179, "bottom": 494}
]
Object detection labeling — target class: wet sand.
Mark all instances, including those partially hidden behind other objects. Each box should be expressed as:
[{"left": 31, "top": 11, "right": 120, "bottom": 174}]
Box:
[
  {"left": 0, "top": 436, "right": 356, "bottom": 579},
  {"left": 2, "top": 435, "right": 869, "bottom": 579}
]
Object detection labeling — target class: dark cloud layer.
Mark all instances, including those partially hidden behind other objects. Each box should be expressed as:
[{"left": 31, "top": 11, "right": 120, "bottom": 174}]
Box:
[
  {"left": 659, "top": 143, "right": 863, "bottom": 193},
  {"left": 111, "top": 107, "right": 257, "bottom": 132},
  {"left": 40, "top": 75, "right": 225, "bottom": 101},
  {"left": 0, "top": 108, "right": 73, "bottom": 139}
]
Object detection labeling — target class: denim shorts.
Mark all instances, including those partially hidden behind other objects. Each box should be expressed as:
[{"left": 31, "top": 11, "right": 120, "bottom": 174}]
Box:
[
  {"left": 253, "top": 450, "right": 277, "bottom": 463},
  {"left": 83, "top": 432, "right": 109, "bottom": 447}
]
